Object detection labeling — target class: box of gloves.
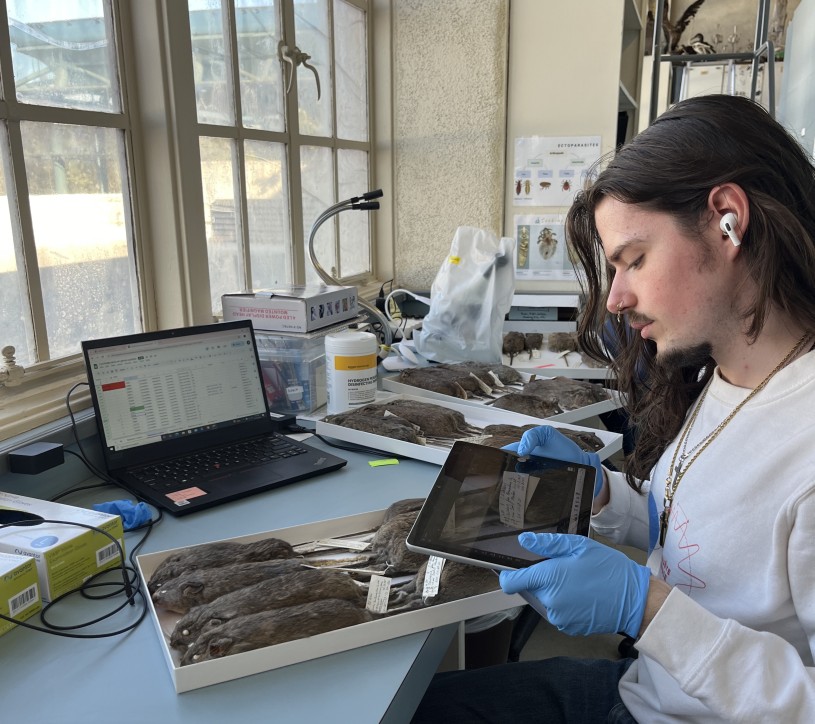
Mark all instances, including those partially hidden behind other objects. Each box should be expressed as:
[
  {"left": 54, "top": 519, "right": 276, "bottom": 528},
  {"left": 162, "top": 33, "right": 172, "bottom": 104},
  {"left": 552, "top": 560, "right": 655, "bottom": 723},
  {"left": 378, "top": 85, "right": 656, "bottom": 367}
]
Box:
[
  {"left": 222, "top": 285, "right": 359, "bottom": 333},
  {"left": 0, "top": 552, "right": 41, "bottom": 636},
  {"left": 0, "top": 492, "right": 125, "bottom": 602}
]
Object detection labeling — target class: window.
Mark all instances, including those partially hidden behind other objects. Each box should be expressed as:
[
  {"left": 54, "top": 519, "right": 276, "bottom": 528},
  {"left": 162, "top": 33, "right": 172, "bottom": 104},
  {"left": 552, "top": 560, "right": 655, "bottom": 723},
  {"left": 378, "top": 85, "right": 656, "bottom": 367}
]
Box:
[
  {"left": 0, "top": 0, "right": 374, "bottom": 442},
  {"left": 0, "top": 0, "right": 141, "bottom": 369},
  {"left": 187, "top": 0, "right": 373, "bottom": 317}
]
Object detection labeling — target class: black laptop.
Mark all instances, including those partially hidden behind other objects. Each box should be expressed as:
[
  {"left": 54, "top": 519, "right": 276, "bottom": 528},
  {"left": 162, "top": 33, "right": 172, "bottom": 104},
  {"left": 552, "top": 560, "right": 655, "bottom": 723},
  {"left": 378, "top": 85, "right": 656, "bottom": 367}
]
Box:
[{"left": 81, "top": 320, "right": 347, "bottom": 515}]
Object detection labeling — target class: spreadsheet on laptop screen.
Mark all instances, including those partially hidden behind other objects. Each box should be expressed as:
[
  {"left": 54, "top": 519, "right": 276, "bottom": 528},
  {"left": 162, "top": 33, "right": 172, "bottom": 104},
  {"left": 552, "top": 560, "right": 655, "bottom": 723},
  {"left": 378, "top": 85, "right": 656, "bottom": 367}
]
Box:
[{"left": 85, "top": 326, "right": 268, "bottom": 452}]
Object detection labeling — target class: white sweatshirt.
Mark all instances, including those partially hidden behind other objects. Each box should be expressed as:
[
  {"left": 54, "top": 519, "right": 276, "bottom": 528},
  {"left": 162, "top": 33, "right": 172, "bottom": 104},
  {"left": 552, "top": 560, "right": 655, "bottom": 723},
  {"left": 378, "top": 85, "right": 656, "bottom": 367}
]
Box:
[{"left": 591, "top": 350, "right": 815, "bottom": 722}]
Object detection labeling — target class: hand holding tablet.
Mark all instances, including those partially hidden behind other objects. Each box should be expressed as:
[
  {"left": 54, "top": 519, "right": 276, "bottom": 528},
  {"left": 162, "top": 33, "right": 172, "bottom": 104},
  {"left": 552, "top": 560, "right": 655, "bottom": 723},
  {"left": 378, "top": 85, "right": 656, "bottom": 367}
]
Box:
[
  {"left": 498, "top": 532, "right": 652, "bottom": 638},
  {"left": 406, "top": 441, "right": 596, "bottom": 571}
]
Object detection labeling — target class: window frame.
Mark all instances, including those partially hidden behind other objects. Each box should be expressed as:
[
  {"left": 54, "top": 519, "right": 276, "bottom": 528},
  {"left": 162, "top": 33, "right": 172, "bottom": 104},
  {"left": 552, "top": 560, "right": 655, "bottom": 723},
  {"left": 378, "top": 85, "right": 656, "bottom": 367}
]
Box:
[
  {"left": 0, "top": 0, "right": 381, "bottom": 444},
  {"left": 191, "top": 0, "right": 377, "bottom": 308},
  {"left": 0, "top": 0, "right": 144, "bottom": 441}
]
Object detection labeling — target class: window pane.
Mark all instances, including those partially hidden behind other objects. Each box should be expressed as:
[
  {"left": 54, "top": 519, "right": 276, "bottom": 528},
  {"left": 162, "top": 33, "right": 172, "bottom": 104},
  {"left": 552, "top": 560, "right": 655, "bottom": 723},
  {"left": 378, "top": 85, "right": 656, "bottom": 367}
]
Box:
[
  {"left": 334, "top": 0, "right": 367, "bottom": 142},
  {"left": 245, "top": 139, "right": 291, "bottom": 287},
  {"left": 301, "top": 144, "right": 333, "bottom": 285},
  {"left": 21, "top": 122, "right": 139, "bottom": 358},
  {"left": 200, "top": 136, "right": 243, "bottom": 315},
  {"left": 188, "top": 0, "right": 235, "bottom": 125},
  {"left": 8, "top": 0, "right": 121, "bottom": 113},
  {"left": 337, "top": 148, "right": 370, "bottom": 277},
  {"left": 295, "top": 0, "right": 331, "bottom": 136},
  {"left": 0, "top": 127, "right": 35, "bottom": 366},
  {"left": 236, "top": 0, "right": 284, "bottom": 131}
]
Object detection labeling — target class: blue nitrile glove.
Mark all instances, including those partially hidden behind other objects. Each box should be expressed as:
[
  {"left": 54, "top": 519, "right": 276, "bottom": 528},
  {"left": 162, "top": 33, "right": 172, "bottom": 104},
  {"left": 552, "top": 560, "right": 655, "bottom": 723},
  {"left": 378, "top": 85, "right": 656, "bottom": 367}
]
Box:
[
  {"left": 499, "top": 532, "right": 651, "bottom": 638},
  {"left": 93, "top": 500, "right": 152, "bottom": 531},
  {"left": 502, "top": 425, "right": 604, "bottom": 497}
]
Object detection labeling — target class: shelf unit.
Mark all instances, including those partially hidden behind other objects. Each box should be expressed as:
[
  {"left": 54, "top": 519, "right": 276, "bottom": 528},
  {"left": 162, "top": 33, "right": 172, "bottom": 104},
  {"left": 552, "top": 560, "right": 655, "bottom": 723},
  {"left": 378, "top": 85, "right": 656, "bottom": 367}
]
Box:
[
  {"left": 648, "top": 0, "right": 777, "bottom": 123},
  {"left": 619, "top": 0, "right": 648, "bottom": 141}
]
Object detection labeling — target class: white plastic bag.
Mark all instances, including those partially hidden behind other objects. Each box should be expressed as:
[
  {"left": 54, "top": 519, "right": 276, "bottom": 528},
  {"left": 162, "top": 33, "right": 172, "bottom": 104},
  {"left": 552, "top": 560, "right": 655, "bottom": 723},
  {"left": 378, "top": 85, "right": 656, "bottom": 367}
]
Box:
[{"left": 413, "top": 226, "right": 516, "bottom": 364}]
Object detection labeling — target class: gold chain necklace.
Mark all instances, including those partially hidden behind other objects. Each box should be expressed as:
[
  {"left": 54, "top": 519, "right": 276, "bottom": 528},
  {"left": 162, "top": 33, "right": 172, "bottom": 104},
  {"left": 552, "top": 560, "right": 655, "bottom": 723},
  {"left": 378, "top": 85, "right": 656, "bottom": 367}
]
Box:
[{"left": 660, "top": 332, "right": 812, "bottom": 547}]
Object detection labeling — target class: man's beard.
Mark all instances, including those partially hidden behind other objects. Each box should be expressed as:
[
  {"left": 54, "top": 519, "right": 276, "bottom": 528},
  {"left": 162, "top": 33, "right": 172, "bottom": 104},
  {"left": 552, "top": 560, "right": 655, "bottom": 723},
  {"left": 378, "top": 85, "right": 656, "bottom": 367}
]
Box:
[{"left": 656, "top": 341, "right": 713, "bottom": 370}]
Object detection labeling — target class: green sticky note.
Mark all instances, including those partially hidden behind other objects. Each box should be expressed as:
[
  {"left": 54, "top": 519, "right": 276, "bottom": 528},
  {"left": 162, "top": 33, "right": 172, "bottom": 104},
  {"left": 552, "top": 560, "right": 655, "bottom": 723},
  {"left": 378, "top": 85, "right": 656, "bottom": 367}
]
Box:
[{"left": 369, "top": 458, "right": 399, "bottom": 467}]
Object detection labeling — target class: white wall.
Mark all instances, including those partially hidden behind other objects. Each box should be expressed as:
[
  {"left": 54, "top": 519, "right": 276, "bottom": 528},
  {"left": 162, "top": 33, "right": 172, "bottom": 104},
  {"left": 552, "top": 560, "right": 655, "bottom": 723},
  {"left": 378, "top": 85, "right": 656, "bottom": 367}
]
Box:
[
  {"left": 377, "top": 0, "right": 509, "bottom": 291},
  {"left": 375, "top": 0, "right": 630, "bottom": 292}
]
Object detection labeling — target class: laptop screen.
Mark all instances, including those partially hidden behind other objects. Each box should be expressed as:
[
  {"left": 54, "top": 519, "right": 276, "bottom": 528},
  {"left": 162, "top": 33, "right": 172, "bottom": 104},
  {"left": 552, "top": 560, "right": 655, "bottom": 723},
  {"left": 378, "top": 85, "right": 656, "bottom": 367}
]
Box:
[{"left": 83, "top": 322, "right": 269, "bottom": 458}]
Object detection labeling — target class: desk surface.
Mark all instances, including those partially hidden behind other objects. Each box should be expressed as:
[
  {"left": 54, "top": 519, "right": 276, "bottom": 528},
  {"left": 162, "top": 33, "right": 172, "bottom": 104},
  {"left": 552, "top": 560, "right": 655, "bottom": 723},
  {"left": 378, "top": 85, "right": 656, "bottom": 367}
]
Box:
[{"left": 0, "top": 437, "right": 454, "bottom": 724}]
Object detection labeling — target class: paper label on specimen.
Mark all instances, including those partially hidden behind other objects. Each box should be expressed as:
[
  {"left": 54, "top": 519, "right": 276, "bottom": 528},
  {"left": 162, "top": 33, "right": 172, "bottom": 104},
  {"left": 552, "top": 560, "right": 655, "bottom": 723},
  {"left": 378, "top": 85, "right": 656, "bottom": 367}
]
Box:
[
  {"left": 499, "top": 471, "right": 529, "bottom": 528},
  {"left": 513, "top": 136, "right": 601, "bottom": 207},
  {"left": 313, "top": 538, "right": 371, "bottom": 551},
  {"left": 568, "top": 467, "right": 587, "bottom": 535},
  {"left": 422, "top": 556, "right": 446, "bottom": 600},
  {"left": 515, "top": 214, "right": 583, "bottom": 281},
  {"left": 366, "top": 574, "right": 392, "bottom": 614}
]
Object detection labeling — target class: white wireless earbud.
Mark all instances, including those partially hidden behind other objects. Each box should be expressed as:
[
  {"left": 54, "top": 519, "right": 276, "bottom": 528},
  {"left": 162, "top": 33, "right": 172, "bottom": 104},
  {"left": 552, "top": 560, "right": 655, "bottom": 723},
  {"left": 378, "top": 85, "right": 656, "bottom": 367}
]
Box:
[{"left": 720, "top": 212, "right": 741, "bottom": 247}]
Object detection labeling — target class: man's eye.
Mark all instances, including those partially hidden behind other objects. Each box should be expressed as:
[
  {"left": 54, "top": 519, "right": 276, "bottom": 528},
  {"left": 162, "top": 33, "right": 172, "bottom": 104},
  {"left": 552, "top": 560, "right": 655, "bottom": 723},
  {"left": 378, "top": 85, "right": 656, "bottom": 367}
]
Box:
[{"left": 628, "top": 255, "right": 643, "bottom": 270}]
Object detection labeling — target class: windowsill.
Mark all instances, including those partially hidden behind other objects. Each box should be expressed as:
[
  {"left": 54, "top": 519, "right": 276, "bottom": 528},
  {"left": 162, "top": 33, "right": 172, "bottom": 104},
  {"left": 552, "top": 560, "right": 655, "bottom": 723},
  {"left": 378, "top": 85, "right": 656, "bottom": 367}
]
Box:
[
  {"left": 0, "top": 279, "right": 387, "bottom": 452},
  {"left": 0, "top": 357, "right": 92, "bottom": 448}
]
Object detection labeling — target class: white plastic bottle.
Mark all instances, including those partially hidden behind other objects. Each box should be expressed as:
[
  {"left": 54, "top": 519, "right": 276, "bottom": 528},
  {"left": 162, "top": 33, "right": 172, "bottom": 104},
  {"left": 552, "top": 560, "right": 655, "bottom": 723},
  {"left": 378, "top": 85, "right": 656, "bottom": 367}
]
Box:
[{"left": 325, "top": 330, "right": 378, "bottom": 414}]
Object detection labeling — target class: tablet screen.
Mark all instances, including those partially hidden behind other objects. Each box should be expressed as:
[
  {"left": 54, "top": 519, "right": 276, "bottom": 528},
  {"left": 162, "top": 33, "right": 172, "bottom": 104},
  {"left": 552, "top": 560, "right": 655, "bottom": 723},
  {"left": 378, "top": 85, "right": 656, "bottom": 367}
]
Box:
[{"left": 406, "top": 440, "right": 595, "bottom": 570}]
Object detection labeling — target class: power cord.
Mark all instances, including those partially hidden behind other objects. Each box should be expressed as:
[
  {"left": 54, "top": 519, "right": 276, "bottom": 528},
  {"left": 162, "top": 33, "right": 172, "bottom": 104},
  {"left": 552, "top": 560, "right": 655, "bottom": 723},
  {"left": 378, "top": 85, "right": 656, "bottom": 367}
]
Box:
[
  {"left": 66, "top": 382, "right": 117, "bottom": 483},
  {"left": 0, "top": 383, "right": 166, "bottom": 637},
  {"left": 0, "top": 516, "right": 156, "bottom": 638},
  {"left": 312, "top": 432, "right": 406, "bottom": 459}
]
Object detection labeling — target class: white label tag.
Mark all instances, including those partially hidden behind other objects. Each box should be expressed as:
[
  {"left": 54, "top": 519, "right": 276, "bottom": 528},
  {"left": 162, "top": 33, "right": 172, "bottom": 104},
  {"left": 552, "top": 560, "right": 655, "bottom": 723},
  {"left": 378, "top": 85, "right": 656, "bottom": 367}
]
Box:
[
  {"left": 422, "top": 556, "right": 446, "bottom": 600},
  {"left": 499, "top": 471, "right": 529, "bottom": 528},
  {"left": 313, "top": 538, "right": 371, "bottom": 551},
  {"left": 568, "top": 467, "right": 586, "bottom": 534},
  {"left": 365, "top": 575, "right": 392, "bottom": 614}
]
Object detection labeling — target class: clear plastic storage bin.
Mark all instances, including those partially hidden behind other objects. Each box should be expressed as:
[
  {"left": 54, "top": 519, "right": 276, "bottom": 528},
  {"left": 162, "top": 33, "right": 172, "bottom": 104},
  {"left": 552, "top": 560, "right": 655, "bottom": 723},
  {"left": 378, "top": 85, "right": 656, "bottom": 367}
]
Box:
[{"left": 254, "top": 318, "right": 363, "bottom": 414}]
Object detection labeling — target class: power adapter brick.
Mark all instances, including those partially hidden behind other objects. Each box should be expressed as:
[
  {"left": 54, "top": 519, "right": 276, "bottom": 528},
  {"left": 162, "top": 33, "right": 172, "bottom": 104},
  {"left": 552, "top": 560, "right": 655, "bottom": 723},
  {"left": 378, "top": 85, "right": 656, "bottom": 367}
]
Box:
[{"left": 8, "top": 442, "right": 65, "bottom": 475}]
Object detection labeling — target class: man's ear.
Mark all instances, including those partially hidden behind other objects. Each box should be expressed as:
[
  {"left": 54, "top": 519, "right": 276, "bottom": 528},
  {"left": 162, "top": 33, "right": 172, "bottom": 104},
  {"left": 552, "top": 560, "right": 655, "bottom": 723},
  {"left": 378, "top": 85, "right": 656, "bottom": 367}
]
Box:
[{"left": 709, "top": 183, "right": 749, "bottom": 249}]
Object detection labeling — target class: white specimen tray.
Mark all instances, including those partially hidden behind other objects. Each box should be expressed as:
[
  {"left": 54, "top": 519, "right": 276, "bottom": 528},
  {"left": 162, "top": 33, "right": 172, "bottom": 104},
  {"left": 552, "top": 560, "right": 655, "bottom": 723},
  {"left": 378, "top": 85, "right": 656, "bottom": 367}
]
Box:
[
  {"left": 315, "top": 392, "right": 622, "bottom": 465},
  {"left": 137, "top": 509, "right": 525, "bottom": 693},
  {"left": 381, "top": 372, "right": 622, "bottom": 425},
  {"left": 500, "top": 349, "right": 613, "bottom": 379}
]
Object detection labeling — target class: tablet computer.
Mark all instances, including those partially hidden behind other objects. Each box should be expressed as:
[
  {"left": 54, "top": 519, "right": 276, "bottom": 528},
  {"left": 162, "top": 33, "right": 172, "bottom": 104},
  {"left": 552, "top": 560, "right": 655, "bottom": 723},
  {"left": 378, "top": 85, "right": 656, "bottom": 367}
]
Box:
[{"left": 406, "top": 440, "right": 595, "bottom": 571}]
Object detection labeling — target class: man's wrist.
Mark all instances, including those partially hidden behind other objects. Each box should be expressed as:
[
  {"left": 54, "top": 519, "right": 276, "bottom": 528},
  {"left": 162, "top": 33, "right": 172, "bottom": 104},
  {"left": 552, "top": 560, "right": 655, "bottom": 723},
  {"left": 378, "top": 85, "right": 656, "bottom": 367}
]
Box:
[{"left": 638, "top": 576, "right": 671, "bottom": 638}]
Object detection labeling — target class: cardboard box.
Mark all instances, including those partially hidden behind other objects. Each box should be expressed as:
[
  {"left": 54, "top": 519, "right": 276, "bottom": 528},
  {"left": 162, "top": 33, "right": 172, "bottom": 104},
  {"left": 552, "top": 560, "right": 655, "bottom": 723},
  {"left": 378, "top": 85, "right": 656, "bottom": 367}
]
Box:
[
  {"left": 222, "top": 285, "right": 358, "bottom": 333},
  {"left": 137, "top": 509, "right": 526, "bottom": 693},
  {"left": 0, "top": 552, "right": 41, "bottom": 637},
  {"left": 0, "top": 493, "right": 125, "bottom": 602}
]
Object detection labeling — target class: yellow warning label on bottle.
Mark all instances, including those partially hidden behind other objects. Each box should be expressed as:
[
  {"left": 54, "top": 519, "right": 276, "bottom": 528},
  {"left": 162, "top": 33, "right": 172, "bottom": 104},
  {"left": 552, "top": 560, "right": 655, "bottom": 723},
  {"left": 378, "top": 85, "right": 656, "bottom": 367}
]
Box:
[{"left": 333, "top": 353, "right": 377, "bottom": 371}]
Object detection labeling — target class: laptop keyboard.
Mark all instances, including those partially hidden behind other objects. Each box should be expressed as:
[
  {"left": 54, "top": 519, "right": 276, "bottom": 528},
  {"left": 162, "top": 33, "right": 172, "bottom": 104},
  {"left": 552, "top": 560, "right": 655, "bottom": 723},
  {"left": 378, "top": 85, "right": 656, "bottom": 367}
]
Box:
[{"left": 130, "top": 435, "right": 308, "bottom": 490}]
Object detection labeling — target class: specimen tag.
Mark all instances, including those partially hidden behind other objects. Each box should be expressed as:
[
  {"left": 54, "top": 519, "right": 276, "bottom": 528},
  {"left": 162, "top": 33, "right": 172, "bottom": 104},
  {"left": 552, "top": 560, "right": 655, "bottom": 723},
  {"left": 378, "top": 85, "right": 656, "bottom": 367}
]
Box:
[
  {"left": 422, "top": 556, "right": 446, "bottom": 600},
  {"left": 499, "top": 471, "right": 529, "bottom": 528},
  {"left": 313, "top": 538, "right": 370, "bottom": 551},
  {"left": 365, "top": 574, "right": 392, "bottom": 614}
]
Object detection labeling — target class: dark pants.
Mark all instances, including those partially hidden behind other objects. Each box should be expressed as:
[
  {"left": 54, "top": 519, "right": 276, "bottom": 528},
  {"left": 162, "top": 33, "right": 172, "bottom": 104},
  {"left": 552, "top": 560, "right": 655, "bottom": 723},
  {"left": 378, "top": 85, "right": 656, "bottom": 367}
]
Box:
[{"left": 411, "top": 656, "right": 637, "bottom": 724}]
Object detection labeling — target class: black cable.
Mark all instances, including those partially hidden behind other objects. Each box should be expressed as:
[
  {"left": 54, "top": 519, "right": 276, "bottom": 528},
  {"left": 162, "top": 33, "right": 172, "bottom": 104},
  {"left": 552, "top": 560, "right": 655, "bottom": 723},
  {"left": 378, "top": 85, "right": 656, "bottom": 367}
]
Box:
[
  {"left": 313, "top": 432, "right": 406, "bottom": 459},
  {"left": 62, "top": 448, "right": 116, "bottom": 484},
  {"left": 49, "top": 476, "right": 114, "bottom": 502},
  {"left": 0, "top": 517, "right": 153, "bottom": 638},
  {"left": 0, "top": 386, "right": 167, "bottom": 637},
  {"left": 66, "top": 382, "right": 116, "bottom": 483}
]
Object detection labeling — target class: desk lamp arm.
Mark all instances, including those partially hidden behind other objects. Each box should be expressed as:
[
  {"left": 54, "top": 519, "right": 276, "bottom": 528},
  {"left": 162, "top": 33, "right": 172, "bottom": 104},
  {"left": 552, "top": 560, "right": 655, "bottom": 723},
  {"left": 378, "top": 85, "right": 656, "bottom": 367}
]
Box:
[{"left": 307, "top": 189, "right": 393, "bottom": 348}]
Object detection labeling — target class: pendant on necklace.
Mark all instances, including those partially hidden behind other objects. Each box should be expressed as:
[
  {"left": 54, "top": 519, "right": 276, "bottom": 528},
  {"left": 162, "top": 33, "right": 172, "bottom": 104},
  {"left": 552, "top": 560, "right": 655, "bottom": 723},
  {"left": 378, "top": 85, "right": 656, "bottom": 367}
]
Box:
[{"left": 659, "top": 505, "right": 671, "bottom": 547}]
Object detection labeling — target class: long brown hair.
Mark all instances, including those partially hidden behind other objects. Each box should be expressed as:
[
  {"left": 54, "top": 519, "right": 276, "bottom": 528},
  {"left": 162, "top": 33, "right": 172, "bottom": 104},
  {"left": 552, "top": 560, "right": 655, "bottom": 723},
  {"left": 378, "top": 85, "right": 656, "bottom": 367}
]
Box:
[{"left": 566, "top": 95, "right": 815, "bottom": 489}]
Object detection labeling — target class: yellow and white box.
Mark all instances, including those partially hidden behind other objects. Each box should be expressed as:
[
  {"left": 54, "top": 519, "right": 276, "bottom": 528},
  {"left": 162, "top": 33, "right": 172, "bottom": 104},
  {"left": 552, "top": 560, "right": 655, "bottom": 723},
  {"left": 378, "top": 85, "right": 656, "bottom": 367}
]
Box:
[
  {"left": 0, "top": 551, "right": 41, "bottom": 637},
  {"left": 0, "top": 492, "right": 125, "bottom": 602},
  {"left": 222, "top": 285, "right": 358, "bottom": 333}
]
